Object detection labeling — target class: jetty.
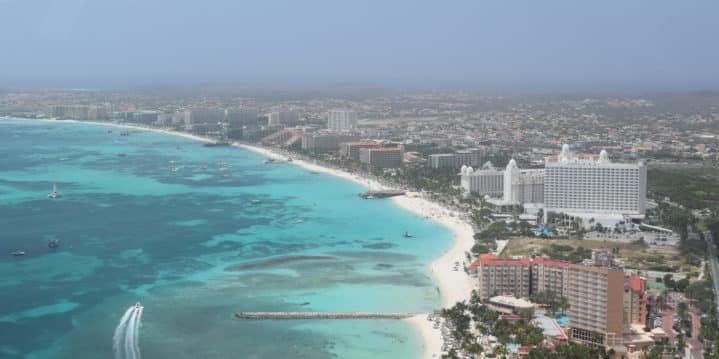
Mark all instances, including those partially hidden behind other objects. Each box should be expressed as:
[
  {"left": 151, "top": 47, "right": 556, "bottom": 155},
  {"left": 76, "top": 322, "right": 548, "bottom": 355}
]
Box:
[
  {"left": 235, "top": 312, "right": 417, "bottom": 320},
  {"left": 359, "top": 190, "right": 405, "bottom": 199}
]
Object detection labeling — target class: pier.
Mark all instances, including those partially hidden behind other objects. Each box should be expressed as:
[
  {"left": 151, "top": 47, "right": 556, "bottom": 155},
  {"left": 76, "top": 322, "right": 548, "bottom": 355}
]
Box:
[
  {"left": 235, "top": 312, "right": 418, "bottom": 320},
  {"left": 359, "top": 190, "right": 406, "bottom": 199}
]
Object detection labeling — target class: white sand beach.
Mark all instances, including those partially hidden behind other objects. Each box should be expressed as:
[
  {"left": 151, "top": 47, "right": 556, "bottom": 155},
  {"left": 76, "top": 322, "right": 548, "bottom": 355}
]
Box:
[{"left": 3, "top": 118, "right": 474, "bottom": 359}]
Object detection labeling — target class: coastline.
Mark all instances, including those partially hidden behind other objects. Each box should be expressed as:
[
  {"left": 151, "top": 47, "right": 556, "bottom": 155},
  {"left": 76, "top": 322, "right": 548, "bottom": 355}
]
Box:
[{"left": 2, "top": 117, "right": 474, "bottom": 358}]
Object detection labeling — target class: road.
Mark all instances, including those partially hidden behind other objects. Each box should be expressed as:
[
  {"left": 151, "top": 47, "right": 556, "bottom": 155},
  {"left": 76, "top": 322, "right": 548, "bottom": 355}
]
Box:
[{"left": 704, "top": 231, "right": 719, "bottom": 312}]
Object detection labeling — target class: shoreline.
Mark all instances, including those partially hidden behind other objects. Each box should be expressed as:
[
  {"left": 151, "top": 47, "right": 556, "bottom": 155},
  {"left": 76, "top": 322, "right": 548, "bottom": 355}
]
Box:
[{"left": 2, "top": 117, "right": 474, "bottom": 358}]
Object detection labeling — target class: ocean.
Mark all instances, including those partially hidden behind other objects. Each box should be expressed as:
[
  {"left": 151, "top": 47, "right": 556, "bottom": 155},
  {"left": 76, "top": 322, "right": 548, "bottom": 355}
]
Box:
[{"left": 0, "top": 119, "right": 451, "bottom": 358}]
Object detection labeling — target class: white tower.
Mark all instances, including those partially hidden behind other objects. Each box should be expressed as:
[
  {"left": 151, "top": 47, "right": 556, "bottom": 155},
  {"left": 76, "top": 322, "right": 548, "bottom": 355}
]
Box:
[{"left": 503, "top": 159, "right": 519, "bottom": 203}]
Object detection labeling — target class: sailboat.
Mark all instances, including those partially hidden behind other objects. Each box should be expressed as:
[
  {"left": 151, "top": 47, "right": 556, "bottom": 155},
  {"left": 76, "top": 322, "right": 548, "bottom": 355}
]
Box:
[{"left": 47, "top": 183, "right": 61, "bottom": 199}]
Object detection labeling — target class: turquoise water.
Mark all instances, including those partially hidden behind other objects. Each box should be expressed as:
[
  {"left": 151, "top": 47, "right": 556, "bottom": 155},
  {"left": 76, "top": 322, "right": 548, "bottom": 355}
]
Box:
[{"left": 0, "top": 119, "right": 451, "bottom": 358}]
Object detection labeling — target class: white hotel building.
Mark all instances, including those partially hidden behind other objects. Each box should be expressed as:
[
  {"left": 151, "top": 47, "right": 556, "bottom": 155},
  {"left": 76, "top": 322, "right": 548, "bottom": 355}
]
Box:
[
  {"left": 327, "top": 109, "right": 358, "bottom": 132},
  {"left": 544, "top": 145, "right": 647, "bottom": 220}
]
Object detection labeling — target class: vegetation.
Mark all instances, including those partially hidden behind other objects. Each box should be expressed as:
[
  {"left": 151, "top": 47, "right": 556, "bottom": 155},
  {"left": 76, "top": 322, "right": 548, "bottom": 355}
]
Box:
[
  {"left": 648, "top": 167, "right": 719, "bottom": 209},
  {"left": 500, "top": 237, "right": 681, "bottom": 271},
  {"left": 528, "top": 291, "right": 569, "bottom": 316}
]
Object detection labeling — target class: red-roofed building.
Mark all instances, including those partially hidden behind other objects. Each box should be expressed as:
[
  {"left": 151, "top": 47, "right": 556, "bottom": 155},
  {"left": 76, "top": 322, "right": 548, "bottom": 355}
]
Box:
[
  {"left": 531, "top": 257, "right": 570, "bottom": 297},
  {"left": 624, "top": 275, "right": 648, "bottom": 327},
  {"left": 478, "top": 256, "right": 531, "bottom": 299}
]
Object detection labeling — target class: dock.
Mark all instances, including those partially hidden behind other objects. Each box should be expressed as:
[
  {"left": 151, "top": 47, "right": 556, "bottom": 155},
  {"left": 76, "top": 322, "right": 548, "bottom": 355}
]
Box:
[
  {"left": 235, "top": 312, "right": 417, "bottom": 320},
  {"left": 359, "top": 190, "right": 406, "bottom": 199}
]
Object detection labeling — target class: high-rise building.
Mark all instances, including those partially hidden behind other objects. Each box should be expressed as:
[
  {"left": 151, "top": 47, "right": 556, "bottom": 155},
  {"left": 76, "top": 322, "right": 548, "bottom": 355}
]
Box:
[
  {"left": 340, "top": 141, "right": 381, "bottom": 160},
  {"left": 184, "top": 109, "right": 225, "bottom": 134},
  {"left": 327, "top": 109, "right": 357, "bottom": 131},
  {"left": 503, "top": 159, "right": 545, "bottom": 205},
  {"left": 359, "top": 147, "right": 403, "bottom": 168},
  {"left": 301, "top": 133, "right": 360, "bottom": 152},
  {"left": 566, "top": 264, "right": 625, "bottom": 347},
  {"left": 267, "top": 110, "right": 300, "bottom": 126},
  {"left": 530, "top": 257, "right": 569, "bottom": 296},
  {"left": 544, "top": 145, "right": 647, "bottom": 219},
  {"left": 52, "top": 105, "right": 97, "bottom": 121},
  {"left": 476, "top": 254, "right": 532, "bottom": 299},
  {"left": 429, "top": 149, "right": 483, "bottom": 169},
  {"left": 473, "top": 254, "right": 635, "bottom": 348},
  {"left": 460, "top": 162, "right": 504, "bottom": 197},
  {"left": 226, "top": 107, "right": 258, "bottom": 130}
]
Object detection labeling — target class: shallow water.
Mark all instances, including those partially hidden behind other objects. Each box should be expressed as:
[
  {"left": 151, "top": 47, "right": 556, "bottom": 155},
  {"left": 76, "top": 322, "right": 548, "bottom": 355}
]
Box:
[{"left": 0, "top": 120, "right": 450, "bottom": 358}]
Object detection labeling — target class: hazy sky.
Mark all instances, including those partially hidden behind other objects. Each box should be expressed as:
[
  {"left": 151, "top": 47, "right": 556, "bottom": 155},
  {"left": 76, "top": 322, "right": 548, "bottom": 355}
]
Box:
[{"left": 1, "top": 0, "right": 717, "bottom": 91}]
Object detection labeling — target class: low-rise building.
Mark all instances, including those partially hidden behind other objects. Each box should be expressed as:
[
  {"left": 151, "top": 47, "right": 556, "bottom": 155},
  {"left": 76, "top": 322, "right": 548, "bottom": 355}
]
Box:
[
  {"left": 487, "top": 295, "right": 535, "bottom": 314},
  {"left": 429, "top": 149, "right": 483, "bottom": 169}
]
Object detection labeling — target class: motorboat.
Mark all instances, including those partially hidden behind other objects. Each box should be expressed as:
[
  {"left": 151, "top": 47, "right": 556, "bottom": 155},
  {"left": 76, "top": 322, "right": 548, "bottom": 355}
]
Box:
[
  {"left": 48, "top": 239, "right": 60, "bottom": 249},
  {"left": 250, "top": 199, "right": 261, "bottom": 204},
  {"left": 48, "top": 183, "right": 61, "bottom": 199},
  {"left": 403, "top": 232, "right": 413, "bottom": 238},
  {"left": 135, "top": 302, "right": 143, "bottom": 309},
  {"left": 264, "top": 158, "right": 276, "bottom": 164},
  {"left": 11, "top": 250, "right": 25, "bottom": 256}
]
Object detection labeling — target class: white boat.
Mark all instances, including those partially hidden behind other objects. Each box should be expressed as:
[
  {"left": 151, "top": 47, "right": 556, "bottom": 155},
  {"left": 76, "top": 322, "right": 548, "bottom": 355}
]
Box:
[
  {"left": 47, "top": 183, "right": 61, "bottom": 199},
  {"left": 11, "top": 250, "right": 25, "bottom": 256}
]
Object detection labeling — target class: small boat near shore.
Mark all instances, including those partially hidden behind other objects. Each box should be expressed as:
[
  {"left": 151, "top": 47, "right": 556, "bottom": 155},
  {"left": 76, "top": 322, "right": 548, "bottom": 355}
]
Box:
[
  {"left": 47, "top": 183, "right": 61, "bottom": 199},
  {"left": 48, "top": 239, "right": 61, "bottom": 249},
  {"left": 11, "top": 250, "right": 25, "bottom": 257}
]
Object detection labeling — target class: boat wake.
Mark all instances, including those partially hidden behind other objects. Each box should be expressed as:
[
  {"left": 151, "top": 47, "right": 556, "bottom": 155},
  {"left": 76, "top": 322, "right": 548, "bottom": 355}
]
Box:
[{"left": 113, "top": 303, "right": 143, "bottom": 359}]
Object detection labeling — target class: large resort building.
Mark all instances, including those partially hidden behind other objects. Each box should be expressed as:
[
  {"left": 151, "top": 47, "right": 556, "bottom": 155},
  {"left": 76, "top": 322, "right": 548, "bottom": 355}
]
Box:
[
  {"left": 471, "top": 252, "right": 644, "bottom": 349},
  {"left": 544, "top": 144, "right": 647, "bottom": 220},
  {"left": 327, "top": 109, "right": 358, "bottom": 132},
  {"left": 459, "top": 144, "right": 648, "bottom": 223},
  {"left": 459, "top": 162, "right": 504, "bottom": 197}
]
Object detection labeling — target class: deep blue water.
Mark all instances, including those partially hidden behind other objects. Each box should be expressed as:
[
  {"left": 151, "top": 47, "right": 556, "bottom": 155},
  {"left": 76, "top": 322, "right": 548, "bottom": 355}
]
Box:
[{"left": 0, "top": 119, "right": 451, "bottom": 358}]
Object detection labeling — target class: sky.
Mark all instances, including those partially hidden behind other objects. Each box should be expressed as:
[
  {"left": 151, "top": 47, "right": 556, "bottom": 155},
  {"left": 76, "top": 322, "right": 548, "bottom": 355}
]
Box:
[{"left": 0, "top": 0, "right": 717, "bottom": 92}]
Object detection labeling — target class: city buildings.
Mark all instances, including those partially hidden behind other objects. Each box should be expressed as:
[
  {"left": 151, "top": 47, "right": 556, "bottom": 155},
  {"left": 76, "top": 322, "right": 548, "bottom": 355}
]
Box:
[
  {"left": 473, "top": 253, "right": 644, "bottom": 349},
  {"left": 185, "top": 108, "right": 225, "bottom": 133},
  {"left": 503, "top": 159, "right": 545, "bottom": 206},
  {"left": 429, "top": 149, "right": 483, "bottom": 169},
  {"left": 267, "top": 110, "right": 300, "bottom": 127},
  {"left": 226, "top": 107, "right": 258, "bottom": 130},
  {"left": 544, "top": 145, "right": 647, "bottom": 220},
  {"left": 460, "top": 162, "right": 505, "bottom": 197},
  {"left": 301, "top": 133, "right": 360, "bottom": 152},
  {"left": 327, "top": 109, "right": 357, "bottom": 131},
  {"left": 52, "top": 105, "right": 98, "bottom": 121},
  {"left": 359, "top": 147, "right": 403, "bottom": 168},
  {"left": 475, "top": 254, "right": 531, "bottom": 300},
  {"left": 340, "top": 140, "right": 381, "bottom": 160}
]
